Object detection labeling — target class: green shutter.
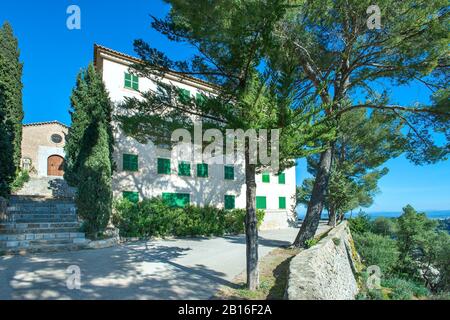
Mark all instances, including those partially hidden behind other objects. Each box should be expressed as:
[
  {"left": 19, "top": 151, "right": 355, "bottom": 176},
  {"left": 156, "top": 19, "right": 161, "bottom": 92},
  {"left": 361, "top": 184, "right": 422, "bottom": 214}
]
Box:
[
  {"left": 224, "top": 195, "right": 236, "bottom": 210},
  {"left": 279, "top": 197, "right": 286, "bottom": 209},
  {"left": 197, "top": 163, "right": 208, "bottom": 178},
  {"left": 157, "top": 158, "right": 171, "bottom": 174},
  {"left": 178, "top": 161, "right": 191, "bottom": 176},
  {"left": 256, "top": 196, "right": 267, "bottom": 209},
  {"left": 196, "top": 93, "right": 206, "bottom": 106},
  {"left": 123, "top": 154, "right": 138, "bottom": 172},
  {"left": 123, "top": 191, "right": 139, "bottom": 203},
  {"left": 179, "top": 89, "right": 191, "bottom": 103},
  {"left": 278, "top": 172, "right": 286, "bottom": 184},
  {"left": 162, "top": 193, "right": 190, "bottom": 208},
  {"left": 224, "top": 166, "right": 234, "bottom": 180},
  {"left": 262, "top": 172, "right": 270, "bottom": 183},
  {"left": 124, "top": 73, "right": 132, "bottom": 88},
  {"left": 132, "top": 75, "right": 139, "bottom": 90}
]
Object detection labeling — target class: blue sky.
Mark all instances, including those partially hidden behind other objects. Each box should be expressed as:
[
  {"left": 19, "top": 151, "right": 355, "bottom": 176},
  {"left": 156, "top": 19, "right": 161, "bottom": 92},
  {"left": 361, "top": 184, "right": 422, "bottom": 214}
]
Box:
[{"left": 1, "top": 0, "right": 449, "bottom": 212}]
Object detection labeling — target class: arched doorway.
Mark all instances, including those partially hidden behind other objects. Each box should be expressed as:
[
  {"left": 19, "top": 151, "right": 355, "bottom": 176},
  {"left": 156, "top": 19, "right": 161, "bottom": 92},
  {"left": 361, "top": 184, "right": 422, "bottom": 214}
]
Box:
[{"left": 47, "top": 155, "right": 64, "bottom": 176}]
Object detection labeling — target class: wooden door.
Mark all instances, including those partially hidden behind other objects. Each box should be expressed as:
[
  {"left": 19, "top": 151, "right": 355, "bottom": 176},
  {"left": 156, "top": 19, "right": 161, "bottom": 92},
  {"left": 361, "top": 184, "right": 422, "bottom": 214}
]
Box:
[{"left": 47, "top": 155, "right": 64, "bottom": 176}]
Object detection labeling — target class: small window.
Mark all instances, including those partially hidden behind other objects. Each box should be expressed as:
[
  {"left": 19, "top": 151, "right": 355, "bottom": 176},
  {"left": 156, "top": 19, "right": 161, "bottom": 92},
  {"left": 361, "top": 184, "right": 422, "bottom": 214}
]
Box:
[
  {"left": 178, "top": 161, "right": 191, "bottom": 176},
  {"left": 22, "top": 158, "right": 32, "bottom": 171},
  {"left": 123, "top": 154, "right": 138, "bottom": 172},
  {"left": 157, "top": 158, "right": 171, "bottom": 174},
  {"left": 256, "top": 196, "right": 267, "bottom": 210},
  {"left": 162, "top": 193, "right": 190, "bottom": 208},
  {"left": 123, "top": 191, "right": 139, "bottom": 203},
  {"left": 279, "top": 197, "right": 286, "bottom": 209},
  {"left": 262, "top": 172, "right": 270, "bottom": 183},
  {"left": 124, "top": 72, "right": 139, "bottom": 90},
  {"left": 224, "top": 165, "right": 234, "bottom": 180},
  {"left": 51, "top": 134, "right": 63, "bottom": 144},
  {"left": 197, "top": 163, "right": 208, "bottom": 178},
  {"left": 278, "top": 172, "right": 286, "bottom": 184},
  {"left": 178, "top": 89, "right": 191, "bottom": 104},
  {"left": 224, "top": 195, "right": 236, "bottom": 210},
  {"left": 196, "top": 93, "right": 206, "bottom": 106}
]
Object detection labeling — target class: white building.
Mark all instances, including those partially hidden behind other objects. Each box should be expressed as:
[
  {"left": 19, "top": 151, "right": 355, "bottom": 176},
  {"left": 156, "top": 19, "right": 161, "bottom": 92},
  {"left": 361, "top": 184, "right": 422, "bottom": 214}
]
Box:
[{"left": 94, "top": 45, "right": 297, "bottom": 230}]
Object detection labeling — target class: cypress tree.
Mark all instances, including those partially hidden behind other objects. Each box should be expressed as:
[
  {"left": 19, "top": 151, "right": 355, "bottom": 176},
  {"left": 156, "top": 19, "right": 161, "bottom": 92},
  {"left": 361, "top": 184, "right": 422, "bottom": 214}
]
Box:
[
  {"left": 0, "top": 22, "right": 24, "bottom": 196},
  {"left": 65, "top": 64, "right": 114, "bottom": 238}
]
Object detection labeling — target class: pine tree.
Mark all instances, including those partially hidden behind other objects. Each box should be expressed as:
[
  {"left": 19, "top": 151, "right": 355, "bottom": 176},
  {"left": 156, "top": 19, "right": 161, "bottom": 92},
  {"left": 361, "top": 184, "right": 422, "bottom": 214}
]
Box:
[
  {"left": 271, "top": 1, "right": 450, "bottom": 246},
  {"left": 0, "top": 22, "right": 24, "bottom": 196},
  {"left": 65, "top": 64, "right": 114, "bottom": 238}
]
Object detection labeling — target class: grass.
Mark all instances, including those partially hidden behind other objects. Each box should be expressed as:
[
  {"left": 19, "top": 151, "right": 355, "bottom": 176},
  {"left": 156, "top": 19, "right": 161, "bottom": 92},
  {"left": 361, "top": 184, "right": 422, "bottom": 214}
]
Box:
[{"left": 214, "top": 247, "right": 301, "bottom": 300}]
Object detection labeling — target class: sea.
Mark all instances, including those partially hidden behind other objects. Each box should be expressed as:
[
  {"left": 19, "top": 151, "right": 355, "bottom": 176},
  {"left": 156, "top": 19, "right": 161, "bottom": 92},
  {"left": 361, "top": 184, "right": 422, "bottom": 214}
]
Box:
[{"left": 296, "top": 209, "right": 450, "bottom": 220}]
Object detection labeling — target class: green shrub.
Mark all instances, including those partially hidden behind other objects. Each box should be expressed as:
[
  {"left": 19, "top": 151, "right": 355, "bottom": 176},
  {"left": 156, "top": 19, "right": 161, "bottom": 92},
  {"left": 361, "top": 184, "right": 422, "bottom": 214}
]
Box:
[
  {"left": 112, "top": 198, "right": 265, "bottom": 238},
  {"left": 305, "top": 238, "right": 319, "bottom": 248},
  {"left": 371, "top": 217, "right": 397, "bottom": 237},
  {"left": 353, "top": 232, "right": 399, "bottom": 275},
  {"left": 382, "top": 277, "right": 429, "bottom": 300},
  {"left": 10, "top": 170, "right": 30, "bottom": 192},
  {"left": 348, "top": 213, "right": 372, "bottom": 234}
]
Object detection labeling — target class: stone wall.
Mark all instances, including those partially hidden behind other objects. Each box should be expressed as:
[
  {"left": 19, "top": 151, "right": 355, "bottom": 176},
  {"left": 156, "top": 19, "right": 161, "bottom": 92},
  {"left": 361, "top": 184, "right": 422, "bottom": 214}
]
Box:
[
  {"left": 286, "top": 221, "right": 360, "bottom": 300},
  {"left": 0, "top": 197, "right": 7, "bottom": 221}
]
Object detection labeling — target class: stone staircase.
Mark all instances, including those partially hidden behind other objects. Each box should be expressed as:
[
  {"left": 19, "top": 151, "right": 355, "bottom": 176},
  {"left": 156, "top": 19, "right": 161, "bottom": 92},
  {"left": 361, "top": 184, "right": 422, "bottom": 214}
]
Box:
[
  {"left": 13, "top": 176, "right": 76, "bottom": 198},
  {"left": 1, "top": 178, "right": 87, "bottom": 255}
]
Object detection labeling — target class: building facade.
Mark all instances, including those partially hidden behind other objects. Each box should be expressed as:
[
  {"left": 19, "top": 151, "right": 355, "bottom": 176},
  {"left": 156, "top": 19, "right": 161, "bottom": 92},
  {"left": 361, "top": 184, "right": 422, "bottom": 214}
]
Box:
[
  {"left": 21, "top": 121, "right": 68, "bottom": 177},
  {"left": 94, "top": 45, "right": 297, "bottom": 229}
]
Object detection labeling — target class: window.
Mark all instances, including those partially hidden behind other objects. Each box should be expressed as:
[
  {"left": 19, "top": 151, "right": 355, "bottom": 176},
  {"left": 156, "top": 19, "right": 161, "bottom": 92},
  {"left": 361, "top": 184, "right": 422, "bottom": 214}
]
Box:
[
  {"left": 51, "top": 134, "right": 63, "bottom": 144},
  {"left": 178, "top": 161, "right": 191, "bottom": 176},
  {"left": 279, "top": 197, "right": 286, "bottom": 209},
  {"left": 162, "top": 193, "right": 190, "bottom": 208},
  {"left": 157, "top": 158, "right": 171, "bottom": 174},
  {"left": 123, "top": 154, "right": 138, "bottom": 172},
  {"left": 124, "top": 73, "right": 139, "bottom": 90},
  {"left": 224, "top": 165, "right": 234, "bottom": 180},
  {"left": 278, "top": 172, "right": 286, "bottom": 184},
  {"left": 178, "top": 89, "right": 191, "bottom": 103},
  {"left": 224, "top": 195, "right": 236, "bottom": 210},
  {"left": 256, "top": 196, "right": 267, "bottom": 209},
  {"left": 196, "top": 93, "right": 206, "bottom": 106},
  {"left": 262, "top": 172, "right": 270, "bottom": 183},
  {"left": 123, "top": 191, "right": 139, "bottom": 203},
  {"left": 197, "top": 163, "right": 208, "bottom": 178}
]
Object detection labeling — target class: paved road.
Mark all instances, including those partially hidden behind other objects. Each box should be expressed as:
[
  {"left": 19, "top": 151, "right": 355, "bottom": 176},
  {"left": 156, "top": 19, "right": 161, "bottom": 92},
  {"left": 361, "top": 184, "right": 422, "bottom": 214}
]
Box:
[{"left": 0, "top": 225, "right": 328, "bottom": 300}]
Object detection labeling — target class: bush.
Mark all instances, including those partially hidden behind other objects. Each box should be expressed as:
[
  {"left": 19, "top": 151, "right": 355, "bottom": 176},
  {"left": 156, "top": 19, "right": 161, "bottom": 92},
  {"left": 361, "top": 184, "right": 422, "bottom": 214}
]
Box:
[
  {"left": 112, "top": 197, "right": 265, "bottom": 238},
  {"left": 348, "top": 213, "right": 372, "bottom": 234},
  {"left": 382, "top": 277, "right": 429, "bottom": 300},
  {"left": 371, "top": 217, "right": 397, "bottom": 237},
  {"left": 353, "top": 232, "right": 399, "bottom": 275},
  {"left": 10, "top": 170, "right": 30, "bottom": 193}
]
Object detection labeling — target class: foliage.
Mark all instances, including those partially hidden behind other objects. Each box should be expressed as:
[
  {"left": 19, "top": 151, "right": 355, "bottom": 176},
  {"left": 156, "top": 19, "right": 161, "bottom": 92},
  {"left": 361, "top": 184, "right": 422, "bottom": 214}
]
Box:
[
  {"left": 353, "top": 231, "right": 399, "bottom": 276},
  {"left": 0, "top": 22, "right": 23, "bottom": 196},
  {"left": 112, "top": 197, "right": 265, "bottom": 238},
  {"left": 348, "top": 213, "right": 372, "bottom": 234},
  {"left": 304, "top": 238, "right": 319, "bottom": 248},
  {"left": 10, "top": 170, "right": 29, "bottom": 193},
  {"left": 66, "top": 64, "right": 114, "bottom": 239},
  {"left": 382, "top": 278, "right": 430, "bottom": 300},
  {"left": 371, "top": 217, "right": 398, "bottom": 237}
]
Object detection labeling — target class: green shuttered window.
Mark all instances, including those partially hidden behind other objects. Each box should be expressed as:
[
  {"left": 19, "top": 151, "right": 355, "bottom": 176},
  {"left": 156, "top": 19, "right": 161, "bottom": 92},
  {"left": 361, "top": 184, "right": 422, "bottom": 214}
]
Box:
[
  {"left": 124, "top": 73, "right": 139, "bottom": 90},
  {"left": 224, "top": 166, "right": 234, "bottom": 180},
  {"left": 197, "top": 163, "right": 208, "bottom": 178},
  {"left": 179, "top": 89, "right": 191, "bottom": 103},
  {"left": 178, "top": 161, "right": 191, "bottom": 176},
  {"left": 157, "top": 158, "right": 171, "bottom": 174},
  {"left": 162, "top": 193, "right": 190, "bottom": 208},
  {"left": 279, "top": 197, "right": 286, "bottom": 209},
  {"left": 278, "top": 172, "right": 286, "bottom": 184},
  {"left": 262, "top": 172, "right": 270, "bottom": 183},
  {"left": 256, "top": 196, "right": 267, "bottom": 209},
  {"left": 123, "top": 154, "right": 138, "bottom": 172},
  {"left": 123, "top": 191, "right": 139, "bottom": 203},
  {"left": 224, "top": 195, "right": 236, "bottom": 210}
]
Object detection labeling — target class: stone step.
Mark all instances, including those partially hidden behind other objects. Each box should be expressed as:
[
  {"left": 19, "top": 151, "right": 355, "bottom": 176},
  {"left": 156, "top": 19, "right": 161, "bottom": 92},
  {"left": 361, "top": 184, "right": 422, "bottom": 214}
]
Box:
[
  {"left": 9, "top": 195, "right": 75, "bottom": 204},
  {"left": 0, "top": 236, "right": 87, "bottom": 249},
  {"left": 0, "top": 242, "right": 87, "bottom": 255},
  {"left": 0, "top": 232, "right": 85, "bottom": 241},
  {"left": 7, "top": 205, "right": 76, "bottom": 212},
  {"left": 0, "top": 221, "right": 80, "bottom": 229},
  {"left": 0, "top": 227, "right": 80, "bottom": 235},
  {"left": 7, "top": 216, "right": 79, "bottom": 223}
]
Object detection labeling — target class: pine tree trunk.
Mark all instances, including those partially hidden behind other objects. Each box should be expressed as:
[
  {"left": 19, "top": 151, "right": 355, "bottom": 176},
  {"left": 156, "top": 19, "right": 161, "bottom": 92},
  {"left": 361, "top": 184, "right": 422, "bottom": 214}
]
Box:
[
  {"left": 245, "top": 151, "right": 259, "bottom": 290},
  {"left": 328, "top": 206, "right": 337, "bottom": 227},
  {"left": 293, "top": 147, "right": 333, "bottom": 247}
]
